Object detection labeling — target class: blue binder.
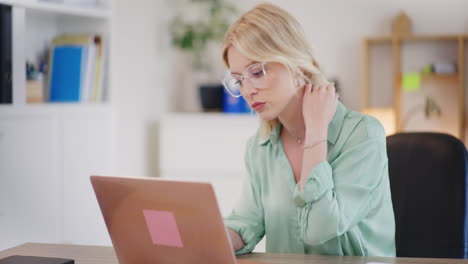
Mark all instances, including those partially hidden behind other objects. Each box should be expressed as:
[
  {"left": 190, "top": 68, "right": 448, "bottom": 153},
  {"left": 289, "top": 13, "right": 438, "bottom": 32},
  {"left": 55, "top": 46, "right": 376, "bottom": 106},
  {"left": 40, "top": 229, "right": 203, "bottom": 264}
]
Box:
[
  {"left": 49, "top": 45, "right": 83, "bottom": 102},
  {"left": 222, "top": 89, "right": 251, "bottom": 114}
]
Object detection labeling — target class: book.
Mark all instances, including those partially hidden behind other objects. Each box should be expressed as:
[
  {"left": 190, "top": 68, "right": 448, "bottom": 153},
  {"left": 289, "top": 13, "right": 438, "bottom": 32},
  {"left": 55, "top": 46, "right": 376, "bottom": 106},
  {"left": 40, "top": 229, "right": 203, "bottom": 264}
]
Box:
[
  {"left": 48, "top": 34, "right": 102, "bottom": 102},
  {"left": 92, "top": 35, "right": 105, "bottom": 102},
  {"left": 49, "top": 45, "right": 83, "bottom": 102},
  {"left": 0, "top": 4, "right": 12, "bottom": 104},
  {"left": 79, "top": 43, "right": 95, "bottom": 102},
  {"left": 0, "top": 255, "right": 74, "bottom": 264}
]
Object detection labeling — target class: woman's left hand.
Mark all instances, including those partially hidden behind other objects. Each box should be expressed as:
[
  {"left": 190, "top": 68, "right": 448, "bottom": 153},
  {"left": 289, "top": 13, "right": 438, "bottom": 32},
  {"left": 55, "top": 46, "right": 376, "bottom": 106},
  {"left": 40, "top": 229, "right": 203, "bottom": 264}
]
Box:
[{"left": 302, "top": 83, "right": 339, "bottom": 138}]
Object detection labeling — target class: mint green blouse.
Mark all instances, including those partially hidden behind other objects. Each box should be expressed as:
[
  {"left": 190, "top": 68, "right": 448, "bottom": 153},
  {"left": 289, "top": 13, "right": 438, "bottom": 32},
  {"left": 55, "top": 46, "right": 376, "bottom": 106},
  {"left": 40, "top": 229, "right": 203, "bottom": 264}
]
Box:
[{"left": 224, "top": 102, "right": 396, "bottom": 257}]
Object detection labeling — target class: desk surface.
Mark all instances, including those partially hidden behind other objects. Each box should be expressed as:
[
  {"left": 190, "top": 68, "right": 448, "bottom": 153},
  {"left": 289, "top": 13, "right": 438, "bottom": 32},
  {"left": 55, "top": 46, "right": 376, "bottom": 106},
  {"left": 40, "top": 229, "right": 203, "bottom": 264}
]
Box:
[{"left": 1, "top": 243, "right": 468, "bottom": 264}]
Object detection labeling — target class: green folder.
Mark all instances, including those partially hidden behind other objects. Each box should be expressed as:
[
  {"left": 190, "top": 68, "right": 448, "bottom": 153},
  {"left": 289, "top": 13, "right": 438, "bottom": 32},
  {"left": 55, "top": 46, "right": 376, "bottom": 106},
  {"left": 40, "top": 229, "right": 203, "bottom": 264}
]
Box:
[{"left": 402, "top": 73, "right": 421, "bottom": 92}]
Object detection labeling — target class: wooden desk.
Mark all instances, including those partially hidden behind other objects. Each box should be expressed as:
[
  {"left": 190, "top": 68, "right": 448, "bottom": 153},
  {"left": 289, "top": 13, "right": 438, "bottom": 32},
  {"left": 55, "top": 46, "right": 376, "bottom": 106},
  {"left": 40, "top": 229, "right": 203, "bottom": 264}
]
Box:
[{"left": 1, "top": 243, "right": 467, "bottom": 264}]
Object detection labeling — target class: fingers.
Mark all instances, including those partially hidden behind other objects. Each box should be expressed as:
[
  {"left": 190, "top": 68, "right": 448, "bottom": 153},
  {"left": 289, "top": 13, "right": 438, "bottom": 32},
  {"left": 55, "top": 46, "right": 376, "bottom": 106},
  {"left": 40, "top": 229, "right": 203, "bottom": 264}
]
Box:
[
  {"left": 311, "top": 84, "right": 323, "bottom": 92},
  {"left": 303, "top": 83, "right": 312, "bottom": 96},
  {"left": 310, "top": 84, "right": 335, "bottom": 93}
]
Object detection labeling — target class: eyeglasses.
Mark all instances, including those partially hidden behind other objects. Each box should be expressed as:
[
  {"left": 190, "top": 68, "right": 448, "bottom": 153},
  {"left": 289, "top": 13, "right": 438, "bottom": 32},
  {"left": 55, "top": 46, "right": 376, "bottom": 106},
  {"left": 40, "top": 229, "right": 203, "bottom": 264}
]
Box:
[{"left": 222, "top": 62, "right": 268, "bottom": 98}]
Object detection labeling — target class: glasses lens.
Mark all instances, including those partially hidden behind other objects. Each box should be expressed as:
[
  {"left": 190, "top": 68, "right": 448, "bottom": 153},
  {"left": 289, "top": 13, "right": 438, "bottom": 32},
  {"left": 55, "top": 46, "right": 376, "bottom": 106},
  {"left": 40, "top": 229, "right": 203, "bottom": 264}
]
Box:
[
  {"left": 223, "top": 74, "right": 242, "bottom": 97},
  {"left": 247, "top": 63, "right": 267, "bottom": 88}
]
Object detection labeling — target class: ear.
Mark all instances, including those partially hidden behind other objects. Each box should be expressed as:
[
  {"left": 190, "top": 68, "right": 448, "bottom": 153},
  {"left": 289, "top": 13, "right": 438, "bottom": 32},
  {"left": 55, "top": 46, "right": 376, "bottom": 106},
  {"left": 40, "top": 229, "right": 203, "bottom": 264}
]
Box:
[
  {"left": 295, "top": 80, "right": 306, "bottom": 98},
  {"left": 293, "top": 69, "right": 309, "bottom": 86}
]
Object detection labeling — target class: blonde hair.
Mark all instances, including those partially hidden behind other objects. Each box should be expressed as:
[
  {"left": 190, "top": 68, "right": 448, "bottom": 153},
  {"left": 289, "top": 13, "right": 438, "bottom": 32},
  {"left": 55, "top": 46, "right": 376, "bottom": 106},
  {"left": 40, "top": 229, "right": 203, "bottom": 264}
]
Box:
[{"left": 222, "top": 3, "right": 330, "bottom": 139}]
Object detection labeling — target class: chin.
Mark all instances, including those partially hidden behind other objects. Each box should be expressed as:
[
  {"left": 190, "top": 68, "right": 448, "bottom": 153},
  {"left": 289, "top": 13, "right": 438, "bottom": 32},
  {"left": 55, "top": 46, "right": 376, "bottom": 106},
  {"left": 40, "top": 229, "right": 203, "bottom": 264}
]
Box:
[{"left": 257, "top": 110, "right": 279, "bottom": 121}]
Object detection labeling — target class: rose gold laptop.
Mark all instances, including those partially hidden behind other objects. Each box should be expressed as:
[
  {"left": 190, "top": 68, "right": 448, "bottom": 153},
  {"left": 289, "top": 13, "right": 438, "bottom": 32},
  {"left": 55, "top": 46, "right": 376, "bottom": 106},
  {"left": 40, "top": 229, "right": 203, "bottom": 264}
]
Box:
[{"left": 90, "top": 175, "right": 271, "bottom": 264}]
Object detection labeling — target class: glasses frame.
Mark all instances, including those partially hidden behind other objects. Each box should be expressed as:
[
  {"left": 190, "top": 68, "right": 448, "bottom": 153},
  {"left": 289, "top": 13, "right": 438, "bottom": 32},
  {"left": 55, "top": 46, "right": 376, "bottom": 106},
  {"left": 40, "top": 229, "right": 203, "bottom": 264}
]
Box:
[{"left": 222, "top": 62, "right": 268, "bottom": 98}]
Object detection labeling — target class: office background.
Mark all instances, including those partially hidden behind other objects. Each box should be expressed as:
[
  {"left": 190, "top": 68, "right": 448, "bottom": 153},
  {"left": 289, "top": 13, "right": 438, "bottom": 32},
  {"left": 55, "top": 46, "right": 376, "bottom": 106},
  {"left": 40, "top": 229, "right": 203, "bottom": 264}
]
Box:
[{"left": 1, "top": 0, "right": 468, "bottom": 254}]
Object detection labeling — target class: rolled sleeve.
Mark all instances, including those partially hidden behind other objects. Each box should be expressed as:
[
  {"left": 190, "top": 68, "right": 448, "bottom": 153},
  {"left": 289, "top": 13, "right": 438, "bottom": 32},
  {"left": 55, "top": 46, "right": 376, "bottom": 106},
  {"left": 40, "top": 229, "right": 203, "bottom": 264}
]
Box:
[
  {"left": 224, "top": 216, "right": 263, "bottom": 254},
  {"left": 224, "top": 174, "right": 265, "bottom": 254}
]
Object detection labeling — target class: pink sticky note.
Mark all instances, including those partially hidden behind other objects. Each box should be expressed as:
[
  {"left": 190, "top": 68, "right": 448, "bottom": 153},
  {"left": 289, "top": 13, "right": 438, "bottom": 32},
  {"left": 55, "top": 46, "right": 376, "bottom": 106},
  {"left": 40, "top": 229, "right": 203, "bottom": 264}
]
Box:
[{"left": 143, "top": 209, "right": 184, "bottom": 248}]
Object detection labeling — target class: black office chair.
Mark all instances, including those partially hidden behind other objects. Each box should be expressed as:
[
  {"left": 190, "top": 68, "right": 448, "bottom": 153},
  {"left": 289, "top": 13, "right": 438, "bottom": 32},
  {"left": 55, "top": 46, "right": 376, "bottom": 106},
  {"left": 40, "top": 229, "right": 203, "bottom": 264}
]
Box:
[{"left": 387, "top": 132, "right": 468, "bottom": 258}]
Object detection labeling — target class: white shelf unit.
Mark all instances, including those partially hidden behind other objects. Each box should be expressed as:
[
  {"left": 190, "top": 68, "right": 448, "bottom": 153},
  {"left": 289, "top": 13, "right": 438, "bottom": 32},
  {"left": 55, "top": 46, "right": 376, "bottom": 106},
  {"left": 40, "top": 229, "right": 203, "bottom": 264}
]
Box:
[
  {"left": 0, "top": 0, "right": 115, "bottom": 250},
  {"left": 0, "top": 106, "right": 115, "bottom": 250},
  {"left": 0, "top": 0, "right": 112, "bottom": 106},
  {"left": 160, "top": 112, "right": 258, "bottom": 215},
  {"left": 0, "top": 0, "right": 111, "bottom": 18},
  {"left": 159, "top": 112, "right": 267, "bottom": 252}
]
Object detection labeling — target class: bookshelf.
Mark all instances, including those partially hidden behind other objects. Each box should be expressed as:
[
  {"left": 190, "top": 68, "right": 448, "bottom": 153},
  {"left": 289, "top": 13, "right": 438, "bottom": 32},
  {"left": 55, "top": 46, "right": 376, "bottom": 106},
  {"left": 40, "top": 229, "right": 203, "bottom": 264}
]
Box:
[
  {"left": 362, "top": 34, "right": 468, "bottom": 140},
  {"left": 0, "top": 0, "right": 112, "bottom": 107},
  {"left": 0, "top": 0, "right": 114, "bottom": 250}
]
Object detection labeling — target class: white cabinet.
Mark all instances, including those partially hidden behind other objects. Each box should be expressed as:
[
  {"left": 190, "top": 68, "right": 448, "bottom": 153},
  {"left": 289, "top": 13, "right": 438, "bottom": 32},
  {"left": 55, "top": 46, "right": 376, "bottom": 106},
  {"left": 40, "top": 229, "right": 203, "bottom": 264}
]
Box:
[
  {"left": 0, "top": 114, "right": 61, "bottom": 250},
  {"left": 160, "top": 113, "right": 259, "bottom": 176},
  {"left": 160, "top": 113, "right": 258, "bottom": 215},
  {"left": 159, "top": 113, "right": 267, "bottom": 252},
  {"left": 61, "top": 107, "right": 114, "bottom": 245},
  {"left": 0, "top": 106, "right": 114, "bottom": 250},
  {"left": 0, "top": 0, "right": 114, "bottom": 250}
]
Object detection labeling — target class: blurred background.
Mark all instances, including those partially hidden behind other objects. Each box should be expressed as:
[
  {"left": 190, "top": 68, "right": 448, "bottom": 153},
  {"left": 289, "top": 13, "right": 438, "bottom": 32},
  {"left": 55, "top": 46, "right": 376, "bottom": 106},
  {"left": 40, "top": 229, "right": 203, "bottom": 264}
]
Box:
[{"left": 1, "top": 0, "right": 468, "bottom": 253}]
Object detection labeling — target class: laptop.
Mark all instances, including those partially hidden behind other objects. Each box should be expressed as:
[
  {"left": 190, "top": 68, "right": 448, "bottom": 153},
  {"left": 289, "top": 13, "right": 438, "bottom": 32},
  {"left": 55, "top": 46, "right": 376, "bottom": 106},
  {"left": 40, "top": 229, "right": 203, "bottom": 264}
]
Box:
[{"left": 90, "top": 175, "right": 272, "bottom": 264}]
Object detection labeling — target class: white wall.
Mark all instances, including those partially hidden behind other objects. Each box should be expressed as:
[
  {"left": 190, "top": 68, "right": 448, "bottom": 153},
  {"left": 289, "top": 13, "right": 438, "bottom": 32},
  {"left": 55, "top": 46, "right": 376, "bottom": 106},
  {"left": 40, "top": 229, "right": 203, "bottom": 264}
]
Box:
[
  {"left": 158, "top": 0, "right": 468, "bottom": 112},
  {"left": 111, "top": 0, "right": 172, "bottom": 177},
  {"left": 110, "top": 0, "right": 468, "bottom": 174},
  {"left": 229, "top": 0, "right": 468, "bottom": 111}
]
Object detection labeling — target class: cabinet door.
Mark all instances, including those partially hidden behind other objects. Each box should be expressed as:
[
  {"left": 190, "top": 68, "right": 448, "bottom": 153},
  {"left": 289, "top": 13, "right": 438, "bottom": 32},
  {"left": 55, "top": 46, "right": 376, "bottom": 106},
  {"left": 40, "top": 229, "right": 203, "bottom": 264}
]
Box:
[
  {"left": 160, "top": 115, "right": 258, "bottom": 173},
  {"left": 160, "top": 115, "right": 257, "bottom": 216},
  {"left": 61, "top": 111, "right": 114, "bottom": 246},
  {"left": 0, "top": 116, "right": 61, "bottom": 250},
  {"left": 159, "top": 115, "right": 266, "bottom": 252}
]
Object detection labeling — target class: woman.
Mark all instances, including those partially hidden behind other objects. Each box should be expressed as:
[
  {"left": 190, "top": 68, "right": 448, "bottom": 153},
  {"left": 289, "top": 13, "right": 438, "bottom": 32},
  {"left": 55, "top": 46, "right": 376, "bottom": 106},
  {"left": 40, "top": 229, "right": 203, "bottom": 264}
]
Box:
[{"left": 222, "top": 3, "right": 396, "bottom": 257}]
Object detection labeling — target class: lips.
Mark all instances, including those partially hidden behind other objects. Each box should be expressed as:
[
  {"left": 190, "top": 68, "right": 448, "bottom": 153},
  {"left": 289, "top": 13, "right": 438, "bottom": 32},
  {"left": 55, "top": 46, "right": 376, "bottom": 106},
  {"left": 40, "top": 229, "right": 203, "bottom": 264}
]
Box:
[{"left": 251, "top": 102, "right": 266, "bottom": 110}]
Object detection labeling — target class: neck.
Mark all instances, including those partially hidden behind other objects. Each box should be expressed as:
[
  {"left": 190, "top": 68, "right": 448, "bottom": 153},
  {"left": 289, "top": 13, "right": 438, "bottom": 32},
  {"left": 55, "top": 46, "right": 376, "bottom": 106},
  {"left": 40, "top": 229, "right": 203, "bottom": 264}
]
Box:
[{"left": 278, "top": 92, "right": 306, "bottom": 142}]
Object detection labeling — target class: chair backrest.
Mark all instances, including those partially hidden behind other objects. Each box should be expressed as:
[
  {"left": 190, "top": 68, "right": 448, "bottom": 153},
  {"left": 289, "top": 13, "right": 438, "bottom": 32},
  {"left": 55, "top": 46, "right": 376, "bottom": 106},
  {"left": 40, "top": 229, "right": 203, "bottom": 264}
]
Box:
[{"left": 387, "top": 132, "right": 468, "bottom": 258}]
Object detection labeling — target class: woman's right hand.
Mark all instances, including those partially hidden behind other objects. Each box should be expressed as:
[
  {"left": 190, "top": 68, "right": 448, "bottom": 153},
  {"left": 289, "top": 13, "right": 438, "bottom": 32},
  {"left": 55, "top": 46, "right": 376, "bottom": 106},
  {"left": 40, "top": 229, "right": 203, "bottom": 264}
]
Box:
[
  {"left": 227, "top": 228, "right": 245, "bottom": 252},
  {"left": 302, "top": 83, "right": 338, "bottom": 140}
]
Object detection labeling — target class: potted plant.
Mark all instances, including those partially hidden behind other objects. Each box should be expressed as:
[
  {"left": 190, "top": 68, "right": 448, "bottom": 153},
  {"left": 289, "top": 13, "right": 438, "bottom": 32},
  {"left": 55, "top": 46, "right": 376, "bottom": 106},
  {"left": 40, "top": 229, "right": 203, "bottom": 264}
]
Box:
[{"left": 170, "top": 0, "right": 237, "bottom": 112}]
